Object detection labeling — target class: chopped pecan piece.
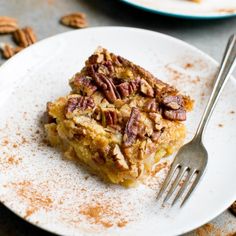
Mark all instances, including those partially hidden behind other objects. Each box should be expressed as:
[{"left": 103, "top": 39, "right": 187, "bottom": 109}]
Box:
[
  {"left": 92, "top": 107, "right": 102, "bottom": 121},
  {"left": 92, "top": 69, "right": 120, "bottom": 103},
  {"left": 70, "top": 75, "right": 97, "bottom": 96},
  {"left": 123, "top": 107, "right": 140, "bottom": 147},
  {"left": 92, "top": 152, "right": 105, "bottom": 165},
  {"left": 87, "top": 53, "right": 104, "bottom": 64},
  {"left": 162, "top": 95, "right": 183, "bottom": 110},
  {"left": 112, "top": 145, "right": 129, "bottom": 170},
  {"left": 145, "top": 99, "right": 158, "bottom": 112},
  {"left": 140, "top": 79, "right": 154, "bottom": 97},
  {"left": 116, "top": 79, "right": 140, "bottom": 97},
  {"left": 65, "top": 96, "right": 95, "bottom": 116},
  {"left": 103, "top": 109, "right": 118, "bottom": 126},
  {"left": 151, "top": 130, "right": 162, "bottom": 141},
  {"left": 0, "top": 16, "right": 18, "bottom": 34},
  {"left": 138, "top": 140, "right": 147, "bottom": 160},
  {"left": 13, "top": 27, "right": 37, "bottom": 47},
  {"left": 148, "top": 112, "right": 162, "bottom": 123},
  {"left": 60, "top": 12, "right": 87, "bottom": 28},
  {"left": 163, "top": 109, "right": 186, "bottom": 121}
]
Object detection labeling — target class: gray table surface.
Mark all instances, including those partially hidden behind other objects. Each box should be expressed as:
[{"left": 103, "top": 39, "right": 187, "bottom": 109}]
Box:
[{"left": 0, "top": 0, "right": 235, "bottom": 235}]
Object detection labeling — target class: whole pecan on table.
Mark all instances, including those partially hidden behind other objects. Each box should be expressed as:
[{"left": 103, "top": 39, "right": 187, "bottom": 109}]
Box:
[
  {"left": 60, "top": 12, "right": 88, "bottom": 29},
  {"left": 13, "top": 27, "right": 37, "bottom": 48},
  {"left": 0, "top": 43, "right": 23, "bottom": 59},
  {"left": 0, "top": 16, "right": 18, "bottom": 34},
  {"left": 123, "top": 107, "right": 140, "bottom": 147}
]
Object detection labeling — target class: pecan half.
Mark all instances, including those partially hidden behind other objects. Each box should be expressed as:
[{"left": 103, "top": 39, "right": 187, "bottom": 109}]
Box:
[
  {"left": 92, "top": 69, "right": 120, "bottom": 103},
  {"left": 112, "top": 145, "right": 129, "bottom": 170},
  {"left": 0, "top": 16, "right": 18, "bottom": 34},
  {"left": 116, "top": 79, "right": 140, "bottom": 97},
  {"left": 123, "top": 107, "right": 140, "bottom": 147},
  {"left": 13, "top": 27, "right": 37, "bottom": 47},
  {"left": 65, "top": 96, "right": 95, "bottom": 116},
  {"left": 163, "top": 109, "right": 186, "bottom": 121},
  {"left": 70, "top": 75, "right": 97, "bottom": 96},
  {"left": 162, "top": 95, "right": 183, "bottom": 110},
  {"left": 60, "top": 12, "right": 87, "bottom": 28},
  {"left": 103, "top": 109, "right": 118, "bottom": 126},
  {"left": 140, "top": 79, "right": 154, "bottom": 97},
  {"left": 0, "top": 43, "right": 23, "bottom": 59}
]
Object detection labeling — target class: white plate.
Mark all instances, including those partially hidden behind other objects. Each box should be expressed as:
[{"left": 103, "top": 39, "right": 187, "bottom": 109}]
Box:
[
  {"left": 0, "top": 27, "right": 235, "bottom": 236},
  {"left": 121, "top": 0, "right": 236, "bottom": 19}
]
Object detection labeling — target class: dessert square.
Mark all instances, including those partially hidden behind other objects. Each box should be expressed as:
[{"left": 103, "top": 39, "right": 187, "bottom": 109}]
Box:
[{"left": 45, "top": 47, "right": 193, "bottom": 186}]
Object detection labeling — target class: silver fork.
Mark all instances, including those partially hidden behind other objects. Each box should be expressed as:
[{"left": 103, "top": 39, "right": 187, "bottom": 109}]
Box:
[{"left": 157, "top": 34, "right": 236, "bottom": 207}]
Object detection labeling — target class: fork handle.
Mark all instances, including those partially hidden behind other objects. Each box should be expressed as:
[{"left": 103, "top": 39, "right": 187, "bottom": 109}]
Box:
[{"left": 194, "top": 34, "right": 236, "bottom": 141}]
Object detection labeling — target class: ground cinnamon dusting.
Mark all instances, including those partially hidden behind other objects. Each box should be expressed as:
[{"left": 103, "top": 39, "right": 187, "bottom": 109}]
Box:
[
  {"left": 184, "top": 63, "right": 193, "bottom": 69},
  {"left": 80, "top": 202, "right": 129, "bottom": 228},
  {"left": 2, "top": 139, "right": 9, "bottom": 146},
  {"left": 11, "top": 181, "right": 53, "bottom": 218},
  {"left": 21, "top": 136, "right": 28, "bottom": 144},
  {"left": 217, "top": 8, "right": 236, "bottom": 13},
  {"left": 117, "top": 220, "right": 128, "bottom": 227},
  {"left": 7, "top": 156, "right": 19, "bottom": 165}
]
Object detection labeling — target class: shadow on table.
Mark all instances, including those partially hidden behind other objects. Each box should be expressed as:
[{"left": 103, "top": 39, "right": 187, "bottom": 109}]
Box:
[
  {"left": 81, "top": 0, "right": 236, "bottom": 31},
  {"left": 0, "top": 203, "right": 55, "bottom": 236}
]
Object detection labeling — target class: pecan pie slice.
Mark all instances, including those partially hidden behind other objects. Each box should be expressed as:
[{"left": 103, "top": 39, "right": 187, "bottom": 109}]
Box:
[{"left": 45, "top": 47, "right": 193, "bottom": 186}]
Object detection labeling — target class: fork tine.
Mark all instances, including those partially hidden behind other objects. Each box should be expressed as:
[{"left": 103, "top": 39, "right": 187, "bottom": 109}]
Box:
[
  {"left": 180, "top": 170, "right": 203, "bottom": 207},
  {"left": 172, "top": 169, "right": 196, "bottom": 206},
  {"left": 163, "top": 166, "right": 189, "bottom": 203},
  {"left": 157, "top": 162, "right": 180, "bottom": 200}
]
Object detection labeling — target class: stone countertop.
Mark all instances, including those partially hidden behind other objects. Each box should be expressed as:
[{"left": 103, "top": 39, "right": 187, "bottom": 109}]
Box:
[{"left": 0, "top": 0, "right": 235, "bottom": 235}]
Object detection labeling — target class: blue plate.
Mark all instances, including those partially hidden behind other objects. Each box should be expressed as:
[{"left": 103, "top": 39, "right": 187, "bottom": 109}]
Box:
[{"left": 121, "top": 0, "right": 236, "bottom": 20}]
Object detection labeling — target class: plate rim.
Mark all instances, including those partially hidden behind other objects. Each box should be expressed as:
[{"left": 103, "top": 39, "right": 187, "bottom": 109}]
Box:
[
  {"left": 120, "top": 0, "right": 236, "bottom": 19},
  {"left": 0, "top": 26, "right": 235, "bottom": 236}
]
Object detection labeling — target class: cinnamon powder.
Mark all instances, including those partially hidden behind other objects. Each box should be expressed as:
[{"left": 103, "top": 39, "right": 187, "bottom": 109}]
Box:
[
  {"left": 11, "top": 181, "right": 53, "bottom": 218},
  {"left": 80, "top": 202, "right": 129, "bottom": 228}
]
